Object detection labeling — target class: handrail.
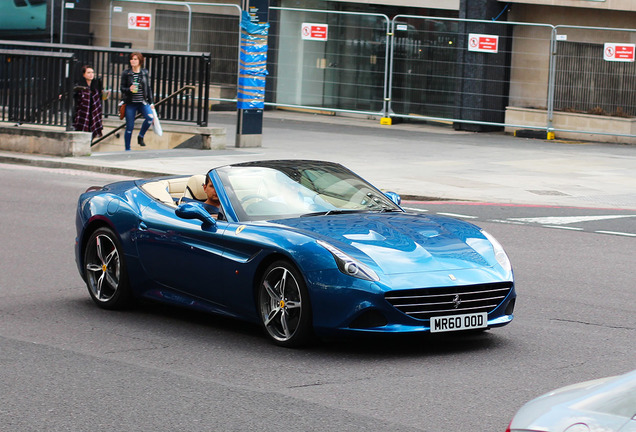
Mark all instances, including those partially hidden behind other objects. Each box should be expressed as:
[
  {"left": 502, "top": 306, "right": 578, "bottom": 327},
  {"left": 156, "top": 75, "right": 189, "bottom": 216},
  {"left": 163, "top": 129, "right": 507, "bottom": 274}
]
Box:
[{"left": 91, "top": 85, "right": 195, "bottom": 146}]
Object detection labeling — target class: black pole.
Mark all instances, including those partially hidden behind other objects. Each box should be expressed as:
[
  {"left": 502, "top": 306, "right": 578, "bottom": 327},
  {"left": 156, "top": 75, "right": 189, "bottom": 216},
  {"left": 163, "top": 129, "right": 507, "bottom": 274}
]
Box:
[{"left": 453, "top": 0, "right": 511, "bottom": 132}]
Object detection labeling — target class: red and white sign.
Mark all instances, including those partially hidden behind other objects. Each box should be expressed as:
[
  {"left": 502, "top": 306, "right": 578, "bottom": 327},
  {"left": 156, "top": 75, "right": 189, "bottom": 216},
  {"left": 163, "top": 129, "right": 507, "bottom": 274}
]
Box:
[
  {"left": 128, "top": 13, "right": 152, "bottom": 30},
  {"left": 604, "top": 43, "right": 635, "bottom": 62},
  {"left": 301, "top": 23, "right": 328, "bottom": 41},
  {"left": 468, "top": 33, "right": 499, "bottom": 53}
]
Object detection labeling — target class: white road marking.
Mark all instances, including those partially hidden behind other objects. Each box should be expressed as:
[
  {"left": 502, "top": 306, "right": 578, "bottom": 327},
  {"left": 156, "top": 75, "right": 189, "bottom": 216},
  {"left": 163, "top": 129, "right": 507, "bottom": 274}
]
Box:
[
  {"left": 489, "top": 220, "right": 526, "bottom": 225},
  {"left": 437, "top": 212, "right": 479, "bottom": 219},
  {"left": 543, "top": 225, "right": 584, "bottom": 231},
  {"left": 508, "top": 215, "right": 636, "bottom": 225},
  {"left": 400, "top": 206, "right": 635, "bottom": 236},
  {"left": 594, "top": 231, "right": 636, "bottom": 237}
]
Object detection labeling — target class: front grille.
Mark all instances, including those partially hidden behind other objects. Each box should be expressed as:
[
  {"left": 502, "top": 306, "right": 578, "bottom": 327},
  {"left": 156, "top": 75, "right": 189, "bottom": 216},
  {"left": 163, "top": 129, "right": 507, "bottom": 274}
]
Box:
[{"left": 384, "top": 282, "right": 513, "bottom": 321}]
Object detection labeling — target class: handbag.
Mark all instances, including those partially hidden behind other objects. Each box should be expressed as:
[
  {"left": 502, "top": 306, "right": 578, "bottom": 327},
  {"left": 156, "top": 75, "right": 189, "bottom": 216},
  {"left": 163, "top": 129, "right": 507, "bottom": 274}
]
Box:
[{"left": 119, "top": 102, "right": 126, "bottom": 120}]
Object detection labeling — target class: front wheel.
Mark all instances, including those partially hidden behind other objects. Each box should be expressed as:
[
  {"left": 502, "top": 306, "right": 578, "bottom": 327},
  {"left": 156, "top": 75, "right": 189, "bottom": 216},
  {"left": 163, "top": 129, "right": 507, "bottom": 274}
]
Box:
[
  {"left": 258, "top": 261, "right": 313, "bottom": 348},
  {"left": 83, "top": 227, "right": 132, "bottom": 309}
]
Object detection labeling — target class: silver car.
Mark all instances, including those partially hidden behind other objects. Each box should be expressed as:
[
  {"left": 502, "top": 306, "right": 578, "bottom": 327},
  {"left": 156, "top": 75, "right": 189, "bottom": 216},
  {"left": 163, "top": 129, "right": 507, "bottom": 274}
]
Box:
[{"left": 507, "top": 369, "right": 636, "bottom": 432}]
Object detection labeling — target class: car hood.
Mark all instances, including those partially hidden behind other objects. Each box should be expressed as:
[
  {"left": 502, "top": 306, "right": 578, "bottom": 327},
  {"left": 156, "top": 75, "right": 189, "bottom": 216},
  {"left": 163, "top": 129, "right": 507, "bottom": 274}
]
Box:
[
  {"left": 273, "top": 213, "right": 495, "bottom": 275},
  {"left": 510, "top": 370, "right": 636, "bottom": 431}
]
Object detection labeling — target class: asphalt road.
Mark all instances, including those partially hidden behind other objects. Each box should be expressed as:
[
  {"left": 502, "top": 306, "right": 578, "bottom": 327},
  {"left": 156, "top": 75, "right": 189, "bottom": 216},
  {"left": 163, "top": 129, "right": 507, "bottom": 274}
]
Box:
[
  {"left": 0, "top": 163, "right": 634, "bottom": 432},
  {"left": 402, "top": 201, "right": 636, "bottom": 238}
]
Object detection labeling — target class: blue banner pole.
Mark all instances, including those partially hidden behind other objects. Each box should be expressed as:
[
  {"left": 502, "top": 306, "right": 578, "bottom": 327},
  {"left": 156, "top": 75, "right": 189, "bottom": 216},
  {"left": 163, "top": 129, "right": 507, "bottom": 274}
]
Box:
[{"left": 236, "top": 0, "right": 269, "bottom": 148}]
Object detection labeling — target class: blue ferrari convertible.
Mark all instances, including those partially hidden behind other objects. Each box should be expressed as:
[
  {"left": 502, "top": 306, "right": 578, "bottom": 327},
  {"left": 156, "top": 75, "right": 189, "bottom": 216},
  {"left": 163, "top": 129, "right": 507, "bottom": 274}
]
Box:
[{"left": 75, "top": 160, "right": 516, "bottom": 347}]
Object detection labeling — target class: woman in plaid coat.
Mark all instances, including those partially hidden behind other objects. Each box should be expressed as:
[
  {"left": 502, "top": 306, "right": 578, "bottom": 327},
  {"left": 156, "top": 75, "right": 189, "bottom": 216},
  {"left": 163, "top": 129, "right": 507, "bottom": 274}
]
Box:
[{"left": 73, "top": 65, "right": 103, "bottom": 139}]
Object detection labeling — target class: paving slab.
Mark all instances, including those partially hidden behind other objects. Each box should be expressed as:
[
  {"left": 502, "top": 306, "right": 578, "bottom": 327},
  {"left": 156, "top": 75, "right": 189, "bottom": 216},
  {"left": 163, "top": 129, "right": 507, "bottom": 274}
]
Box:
[{"left": 1, "top": 110, "right": 635, "bottom": 210}]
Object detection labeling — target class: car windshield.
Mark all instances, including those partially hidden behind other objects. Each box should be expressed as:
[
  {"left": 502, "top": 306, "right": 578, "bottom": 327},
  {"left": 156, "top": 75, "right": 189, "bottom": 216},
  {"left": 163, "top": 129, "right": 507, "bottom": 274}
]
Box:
[{"left": 215, "top": 161, "right": 402, "bottom": 221}]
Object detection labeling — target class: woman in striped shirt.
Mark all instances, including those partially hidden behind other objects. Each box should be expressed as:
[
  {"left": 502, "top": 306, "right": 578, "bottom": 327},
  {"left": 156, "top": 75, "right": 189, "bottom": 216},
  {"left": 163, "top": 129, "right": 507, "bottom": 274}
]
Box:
[{"left": 120, "top": 52, "right": 155, "bottom": 151}]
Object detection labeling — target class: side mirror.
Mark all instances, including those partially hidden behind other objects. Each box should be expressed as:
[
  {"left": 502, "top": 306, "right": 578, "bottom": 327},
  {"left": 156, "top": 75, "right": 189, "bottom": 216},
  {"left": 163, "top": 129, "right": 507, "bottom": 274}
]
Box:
[
  {"left": 176, "top": 202, "right": 217, "bottom": 229},
  {"left": 384, "top": 191, "right": 401, "bottom": 205}
]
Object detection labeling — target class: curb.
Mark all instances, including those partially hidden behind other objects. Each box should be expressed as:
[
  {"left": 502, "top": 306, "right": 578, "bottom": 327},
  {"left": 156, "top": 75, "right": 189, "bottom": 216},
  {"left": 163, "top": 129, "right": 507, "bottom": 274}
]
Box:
[
  {"left": 0, "top": 151, "right": 447, "bottom": 202},
  {"left": 0, "top": 152, "right": 167, "bottom": 178}
]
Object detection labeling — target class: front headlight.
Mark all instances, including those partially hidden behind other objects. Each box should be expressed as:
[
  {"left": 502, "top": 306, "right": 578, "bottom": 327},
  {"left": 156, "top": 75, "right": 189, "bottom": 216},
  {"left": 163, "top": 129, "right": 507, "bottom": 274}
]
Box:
[
  {"left": 481, "top": 230, "right": 512, "bottom": 272},
  {"left": 317, "top": 240, "right": 380, "bottom": 282}
]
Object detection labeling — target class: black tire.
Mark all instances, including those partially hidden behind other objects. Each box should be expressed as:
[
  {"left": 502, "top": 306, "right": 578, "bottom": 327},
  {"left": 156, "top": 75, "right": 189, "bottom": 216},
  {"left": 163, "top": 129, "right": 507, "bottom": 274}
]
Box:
[
  {"left": 83, "top": 227, "right": 133, "bottom": 310},
  {"left": 258, "top": 260, "right": 313, "bottom": 348}
]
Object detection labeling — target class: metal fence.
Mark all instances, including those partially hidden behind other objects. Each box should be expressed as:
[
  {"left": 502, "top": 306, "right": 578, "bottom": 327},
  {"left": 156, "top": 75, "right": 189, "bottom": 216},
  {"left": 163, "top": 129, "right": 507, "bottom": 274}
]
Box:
[
  {"left": 0, "top": 40, "right": 211, "bottom": 127},
  {"left": 0, "top": 49, "right": 75, "bottom": 128},
  {"left": 107, "top": 0, "right": 241, "bottom": 88},
  {"left": 268, "top": 7, "right": 389, "bottom": 116},
  {"left": 5, "top": 2, "right": 636, "bottom": 141},
  {"left": 267, "top": 9, "right": 636, "bottom": 140},
  {"left": 153, "top": 8, "right": 239, "bottom": 87},
  {"left": 551, "top": 25, "right": 636, "bottom": 132}
]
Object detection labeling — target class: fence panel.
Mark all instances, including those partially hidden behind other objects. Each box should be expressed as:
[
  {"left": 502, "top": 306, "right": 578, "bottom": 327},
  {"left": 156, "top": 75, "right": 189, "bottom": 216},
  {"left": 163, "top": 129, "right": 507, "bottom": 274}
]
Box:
[
  {"left": 389, "top": 17, "right": 461, "bottom": 119},
  {"left": 0, "top": 49, "right": 75, "bottom": 128},
  {"left": 553, "top": 25, "right": 636, "bottom": 123},
  {"left": 151, "top": 7, "right": 240, "bottom": 87},
  {"left": 107, "top": 1, "right": 240, "bottom": 90},
  {"left": 388, "top": 16, "right": 554, "bottom": 130},
  {"left": 268, "top": 7, "right": 390, "bottom": 115}
]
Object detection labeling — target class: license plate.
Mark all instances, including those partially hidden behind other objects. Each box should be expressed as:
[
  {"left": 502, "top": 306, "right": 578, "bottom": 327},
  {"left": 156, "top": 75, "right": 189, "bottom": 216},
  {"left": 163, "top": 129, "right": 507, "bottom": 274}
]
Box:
[{"left": 430, "top": 312, "right": 488, "bottom": 333}]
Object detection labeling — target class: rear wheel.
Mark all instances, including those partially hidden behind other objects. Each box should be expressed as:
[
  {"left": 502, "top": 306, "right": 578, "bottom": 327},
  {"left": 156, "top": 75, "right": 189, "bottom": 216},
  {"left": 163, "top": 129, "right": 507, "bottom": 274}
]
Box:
[
  {"left": 83, "top": 227, "right": 132, "bottom": 309},
  {"left": 258, "top": 261, "right": 313, "bottom": 347}
]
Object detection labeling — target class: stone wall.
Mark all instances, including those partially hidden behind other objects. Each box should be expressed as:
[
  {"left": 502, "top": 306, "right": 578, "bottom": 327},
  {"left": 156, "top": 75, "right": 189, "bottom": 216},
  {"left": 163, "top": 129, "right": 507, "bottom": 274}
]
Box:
[
  {"left": 93, "top": 119, "right": 227, "bottom": 152},
  {"left": 0, "top": 123, "right": 91, "bottom": 156},
  {"left": 0, "top": 120, "right": 227, "bottom": 156},
  {"left": 505, "top": 107, "right": 636, "bottom": 144}
]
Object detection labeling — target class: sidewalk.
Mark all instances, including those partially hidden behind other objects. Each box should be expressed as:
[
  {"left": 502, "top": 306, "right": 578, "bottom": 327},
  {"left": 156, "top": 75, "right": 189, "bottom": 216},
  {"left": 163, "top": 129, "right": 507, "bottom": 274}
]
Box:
[{"left": 1, "top": 110, "right": 635, "bottom": 210}]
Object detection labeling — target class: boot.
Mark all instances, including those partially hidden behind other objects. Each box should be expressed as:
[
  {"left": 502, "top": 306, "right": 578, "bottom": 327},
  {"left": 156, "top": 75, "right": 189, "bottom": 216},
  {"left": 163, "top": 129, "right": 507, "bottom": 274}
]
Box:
[{"left": 138, "top": 136, "right": 146, "bottom": 147}]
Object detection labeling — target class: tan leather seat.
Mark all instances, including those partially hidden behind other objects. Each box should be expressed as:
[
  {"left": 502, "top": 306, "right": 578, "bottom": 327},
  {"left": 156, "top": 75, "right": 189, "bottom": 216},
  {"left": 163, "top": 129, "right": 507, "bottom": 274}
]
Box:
[
  {"left": 166, "top": 176, "right": 189, "bottom": 198},
  {"left": 181, "top": 174, "right": 207, "bottom": 202},
  {"left": 141, "top": 180, "right": 175, "bottom": 206}
]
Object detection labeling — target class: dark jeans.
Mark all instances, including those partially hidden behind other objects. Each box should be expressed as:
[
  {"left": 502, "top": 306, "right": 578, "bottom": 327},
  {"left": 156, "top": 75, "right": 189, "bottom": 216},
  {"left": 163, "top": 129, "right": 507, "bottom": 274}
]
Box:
[{"left": 124, "top": 102, "right": 153, "bottom": 150}]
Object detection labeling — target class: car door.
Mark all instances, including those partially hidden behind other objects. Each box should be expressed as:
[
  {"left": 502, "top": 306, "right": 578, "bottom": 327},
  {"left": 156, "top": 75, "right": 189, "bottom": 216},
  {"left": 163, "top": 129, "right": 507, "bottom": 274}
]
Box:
[{"left": 135, "top": 203, "right": 229, "bottom": 306}]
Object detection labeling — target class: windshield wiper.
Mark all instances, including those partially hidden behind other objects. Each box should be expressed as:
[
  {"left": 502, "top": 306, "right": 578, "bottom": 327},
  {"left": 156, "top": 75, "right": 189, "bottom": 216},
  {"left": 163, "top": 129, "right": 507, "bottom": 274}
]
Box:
[
  {"left": 300, "top": 209, "right": 367, "bottom": 217},
  {"left": 373, "top": 207, "right": 403, "bottom": 213}
]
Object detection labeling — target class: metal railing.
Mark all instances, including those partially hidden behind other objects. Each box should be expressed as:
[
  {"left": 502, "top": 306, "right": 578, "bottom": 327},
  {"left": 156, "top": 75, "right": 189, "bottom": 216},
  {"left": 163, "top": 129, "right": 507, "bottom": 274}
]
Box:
[
  {"left": 0, "top": 49, "right": 75, "bottom": 128},
  {"left": 0, "top": 40, "right": 211, "bottom": 127},
  {"left": 91, "top": 84, "right": 194, "bottom": 146}
]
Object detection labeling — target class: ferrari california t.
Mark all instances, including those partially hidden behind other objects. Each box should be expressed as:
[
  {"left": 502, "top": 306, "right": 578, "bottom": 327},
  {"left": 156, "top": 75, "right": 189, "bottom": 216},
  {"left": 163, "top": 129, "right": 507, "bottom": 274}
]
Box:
[{"left": 75, "top": 160, "right": 516, "bottom": 347}]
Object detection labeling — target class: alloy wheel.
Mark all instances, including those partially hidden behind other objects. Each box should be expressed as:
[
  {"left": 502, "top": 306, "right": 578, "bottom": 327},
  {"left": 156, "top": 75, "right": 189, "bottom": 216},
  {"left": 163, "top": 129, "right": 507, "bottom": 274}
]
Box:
[{"left": 259, "top": 262, "right": 312, "bottom": 347}]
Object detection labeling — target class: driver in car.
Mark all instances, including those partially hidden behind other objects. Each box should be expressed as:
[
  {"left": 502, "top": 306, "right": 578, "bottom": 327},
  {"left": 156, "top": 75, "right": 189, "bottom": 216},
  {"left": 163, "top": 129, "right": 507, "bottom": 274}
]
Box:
[{"left": 203, "top": 176, "right": 222, "bottom": 218}]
